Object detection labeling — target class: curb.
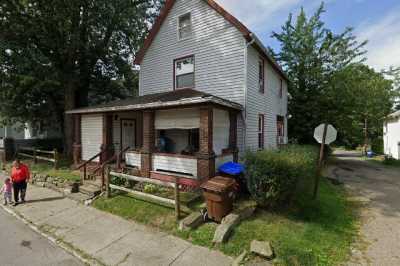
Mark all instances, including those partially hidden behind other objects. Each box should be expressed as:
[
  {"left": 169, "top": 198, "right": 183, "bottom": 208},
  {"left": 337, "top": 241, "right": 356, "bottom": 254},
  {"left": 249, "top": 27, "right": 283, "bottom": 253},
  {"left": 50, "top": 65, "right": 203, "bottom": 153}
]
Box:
[{"left": 0, "top": 199, "right": 101, "bottom": 266}]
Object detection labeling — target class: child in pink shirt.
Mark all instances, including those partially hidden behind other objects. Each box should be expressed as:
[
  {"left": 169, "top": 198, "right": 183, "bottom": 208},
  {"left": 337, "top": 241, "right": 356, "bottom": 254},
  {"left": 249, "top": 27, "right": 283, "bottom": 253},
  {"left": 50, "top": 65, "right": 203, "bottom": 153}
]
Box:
[{"left": 0, "top": 178, "right": 12, "bottom": 205}]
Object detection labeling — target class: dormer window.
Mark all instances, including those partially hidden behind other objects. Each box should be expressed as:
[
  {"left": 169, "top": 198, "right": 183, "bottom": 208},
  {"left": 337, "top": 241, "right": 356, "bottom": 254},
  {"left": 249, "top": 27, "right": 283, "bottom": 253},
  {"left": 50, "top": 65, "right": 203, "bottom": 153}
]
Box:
[
  {"left": 178, "top": 13, "right": 192, "bottom": 40},
  {"left": 174, "top": 55, "right": 195, "bottom": 89}
]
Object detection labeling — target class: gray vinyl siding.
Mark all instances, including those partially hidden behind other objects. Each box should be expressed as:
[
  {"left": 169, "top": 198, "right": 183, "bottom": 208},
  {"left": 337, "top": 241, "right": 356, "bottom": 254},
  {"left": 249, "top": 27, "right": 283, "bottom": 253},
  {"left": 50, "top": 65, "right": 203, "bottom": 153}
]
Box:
[
  {"left": 138, "top": 0, "right": 288, "bottom": 154},
  {"left": 246, "top": 46, "right": 288, "bottom": 151},
  {"left": 139, "top": 0, "right": 245, "bottom": 105}
]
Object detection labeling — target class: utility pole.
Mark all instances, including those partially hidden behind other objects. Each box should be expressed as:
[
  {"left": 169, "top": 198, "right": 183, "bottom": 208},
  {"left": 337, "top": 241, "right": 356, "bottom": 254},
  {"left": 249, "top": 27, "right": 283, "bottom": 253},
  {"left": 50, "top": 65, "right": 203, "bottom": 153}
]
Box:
[{"left": 364, "top": 118, "right": 368, "bottom": 156}]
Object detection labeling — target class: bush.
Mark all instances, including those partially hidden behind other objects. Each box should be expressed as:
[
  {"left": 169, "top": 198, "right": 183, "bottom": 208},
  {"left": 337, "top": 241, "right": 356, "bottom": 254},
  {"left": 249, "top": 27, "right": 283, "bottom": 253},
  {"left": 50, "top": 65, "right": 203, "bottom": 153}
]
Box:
[
  {"left": 371, "top": 137, "right": 384, "bottom": 154},
  {"left": 244, "top": 145, "right": 319, "bottom": 207}
]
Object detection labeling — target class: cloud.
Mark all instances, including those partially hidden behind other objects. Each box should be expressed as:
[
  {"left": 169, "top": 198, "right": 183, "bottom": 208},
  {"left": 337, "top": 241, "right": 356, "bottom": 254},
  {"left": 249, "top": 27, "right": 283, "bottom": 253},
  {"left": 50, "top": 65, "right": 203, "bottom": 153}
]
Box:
[
  {"left": 213, "top": 0, "right": 335, "bottom": 42},
  {"left": 356, "top": 5, "right": 400, "bottom": 71},
  {"left": 214, "top": 0, "right": 302, "bottom": 32}
]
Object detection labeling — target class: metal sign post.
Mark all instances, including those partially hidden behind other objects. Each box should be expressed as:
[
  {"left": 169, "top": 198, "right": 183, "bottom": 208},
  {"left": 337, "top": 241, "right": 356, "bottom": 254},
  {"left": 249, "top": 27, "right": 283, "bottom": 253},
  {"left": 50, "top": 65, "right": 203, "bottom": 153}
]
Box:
[{"left": 313, "top": 124, "right": 337, "bottom": 199}]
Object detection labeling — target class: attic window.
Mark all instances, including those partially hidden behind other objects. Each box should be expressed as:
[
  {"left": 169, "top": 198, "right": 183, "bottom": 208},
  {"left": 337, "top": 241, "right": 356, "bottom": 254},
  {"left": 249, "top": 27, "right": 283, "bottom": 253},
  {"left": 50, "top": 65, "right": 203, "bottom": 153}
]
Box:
[{"left": 178, "top": 13, "right": 192, "bottom": 40}]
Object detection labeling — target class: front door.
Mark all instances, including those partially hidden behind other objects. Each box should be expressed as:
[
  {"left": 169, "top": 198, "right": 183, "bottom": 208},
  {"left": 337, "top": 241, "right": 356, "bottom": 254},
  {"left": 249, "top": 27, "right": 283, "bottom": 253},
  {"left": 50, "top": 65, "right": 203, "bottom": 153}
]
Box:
[{"left": 121, "top": 119, "right": 136, "bottom": 151}]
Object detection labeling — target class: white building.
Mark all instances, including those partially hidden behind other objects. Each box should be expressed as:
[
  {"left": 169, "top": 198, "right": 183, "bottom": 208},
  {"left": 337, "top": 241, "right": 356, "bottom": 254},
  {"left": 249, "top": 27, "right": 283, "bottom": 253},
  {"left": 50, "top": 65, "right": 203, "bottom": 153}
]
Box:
[
  {"left": 67, "top": 0, "right": 288, "bottom": 187},
  {"left": 384, "top": 110, "right": 400, "bottom": 159}
]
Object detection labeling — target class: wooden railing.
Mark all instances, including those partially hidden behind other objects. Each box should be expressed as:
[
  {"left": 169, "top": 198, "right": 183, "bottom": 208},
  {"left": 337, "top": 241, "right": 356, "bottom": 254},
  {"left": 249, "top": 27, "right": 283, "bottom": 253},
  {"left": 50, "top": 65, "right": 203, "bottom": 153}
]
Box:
[
  {"left": 92, "top": 146, "right": 131, "bottom": 188},
  {"left": 105, "top": 169, "right": 183, "bottom": 221},
  {"left": 76, "top": 146, "right": 110, "bottom": 181},
  {"left": 17, "top": 147, "right": 59, "bottom": 169}
]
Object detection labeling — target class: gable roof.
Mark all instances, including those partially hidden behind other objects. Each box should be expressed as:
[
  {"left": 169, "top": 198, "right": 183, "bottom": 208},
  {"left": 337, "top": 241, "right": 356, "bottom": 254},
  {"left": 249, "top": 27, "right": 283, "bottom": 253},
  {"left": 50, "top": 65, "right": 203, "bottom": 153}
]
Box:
[
  {"left": 388, "top": 110, "right": 400, "bottom": 119},
  {"left": 65, "top": 89, "right": 243, "bottom": 114},
  {"left": 134, "top": 0, "right": 288, "bottom": 81}
]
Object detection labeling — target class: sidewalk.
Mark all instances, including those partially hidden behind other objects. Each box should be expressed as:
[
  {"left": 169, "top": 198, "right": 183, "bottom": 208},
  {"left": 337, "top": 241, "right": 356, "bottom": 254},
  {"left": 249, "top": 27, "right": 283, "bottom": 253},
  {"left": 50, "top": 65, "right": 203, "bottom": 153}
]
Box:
[{"left": 0, "top": 173, "right": 232, "bottom": 266}]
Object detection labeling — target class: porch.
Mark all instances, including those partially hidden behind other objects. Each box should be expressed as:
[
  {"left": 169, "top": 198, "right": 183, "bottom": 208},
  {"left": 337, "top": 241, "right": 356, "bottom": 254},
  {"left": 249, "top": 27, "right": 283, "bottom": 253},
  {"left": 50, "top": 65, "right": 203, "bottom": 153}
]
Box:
[{"left": 67, "top": 89, "right": 242, "bottom": 187}]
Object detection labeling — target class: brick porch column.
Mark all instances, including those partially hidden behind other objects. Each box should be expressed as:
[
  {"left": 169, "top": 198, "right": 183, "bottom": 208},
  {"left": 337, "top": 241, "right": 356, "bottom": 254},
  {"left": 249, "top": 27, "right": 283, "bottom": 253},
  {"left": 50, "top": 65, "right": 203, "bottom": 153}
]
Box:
[
  {"left": 229, "top": 110, "right": 239, "bottom": 162},
  {"left": 141, "top": 110, "right": 155, "bottom": 178},
  {"left": 72, "top": 114, "right": 82, "bottom": 166},
  {"left": 101, "top": 114, "right": 114, "bottom": 163},
  {"left": 197, "top": 107, "right": 215, "bottom": 180}
]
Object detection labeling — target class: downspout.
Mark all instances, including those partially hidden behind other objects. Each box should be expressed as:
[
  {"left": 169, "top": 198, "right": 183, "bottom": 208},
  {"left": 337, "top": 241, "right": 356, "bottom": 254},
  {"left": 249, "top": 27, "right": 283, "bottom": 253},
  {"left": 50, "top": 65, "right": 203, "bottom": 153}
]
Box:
[{"left": 243, "top": 36, "right": 255, "bottom": 151}]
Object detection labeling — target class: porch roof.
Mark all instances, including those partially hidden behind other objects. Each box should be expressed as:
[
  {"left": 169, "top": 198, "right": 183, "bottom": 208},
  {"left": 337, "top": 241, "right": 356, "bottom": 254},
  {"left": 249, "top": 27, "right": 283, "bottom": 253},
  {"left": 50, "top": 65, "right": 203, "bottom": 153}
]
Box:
[{"left": 66, "top": 89, "right": 243, "bottom": 115}]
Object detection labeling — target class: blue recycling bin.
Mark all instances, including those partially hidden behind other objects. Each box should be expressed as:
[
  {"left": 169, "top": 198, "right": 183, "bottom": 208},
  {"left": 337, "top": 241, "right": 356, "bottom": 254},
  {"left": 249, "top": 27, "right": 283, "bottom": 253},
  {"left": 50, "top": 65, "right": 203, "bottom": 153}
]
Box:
[
  {"left": 218, "top": 162, "right": 245, "bottom": 176},
  {"left": 218, "top": 162, "right": 248, "bottom": 193}
]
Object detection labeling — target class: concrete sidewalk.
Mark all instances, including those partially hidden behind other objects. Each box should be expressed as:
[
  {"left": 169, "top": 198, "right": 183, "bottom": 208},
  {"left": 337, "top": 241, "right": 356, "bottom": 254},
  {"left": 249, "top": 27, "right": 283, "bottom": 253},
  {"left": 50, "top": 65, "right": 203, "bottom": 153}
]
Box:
[{"left": 0, "top": 173, "right": 232, "bottom": 266}]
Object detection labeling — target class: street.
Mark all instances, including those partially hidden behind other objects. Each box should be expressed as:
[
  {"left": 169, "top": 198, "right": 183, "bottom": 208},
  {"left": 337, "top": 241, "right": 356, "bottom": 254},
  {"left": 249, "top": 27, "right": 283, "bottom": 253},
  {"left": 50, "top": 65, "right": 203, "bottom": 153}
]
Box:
[
  {"left": 0, "top": 207, "right": 83, "bottom": 266},
  {"left": 329, "top": 150, "right": 400, "bottom": 265}
]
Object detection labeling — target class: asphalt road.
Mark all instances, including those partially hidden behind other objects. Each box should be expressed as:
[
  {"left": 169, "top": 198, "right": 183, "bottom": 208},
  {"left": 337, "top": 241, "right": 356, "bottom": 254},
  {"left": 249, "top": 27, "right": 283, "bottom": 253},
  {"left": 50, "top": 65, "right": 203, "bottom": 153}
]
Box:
[{"left": 0, "top": 207, "right": 84, "bottom": 266}]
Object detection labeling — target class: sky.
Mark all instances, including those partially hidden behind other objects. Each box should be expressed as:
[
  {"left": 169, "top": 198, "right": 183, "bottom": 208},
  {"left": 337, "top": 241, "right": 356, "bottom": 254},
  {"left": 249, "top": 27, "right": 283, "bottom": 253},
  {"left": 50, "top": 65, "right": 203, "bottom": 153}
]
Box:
[{"left": 214, "top": 0, "right": 400, "bottom": 71}]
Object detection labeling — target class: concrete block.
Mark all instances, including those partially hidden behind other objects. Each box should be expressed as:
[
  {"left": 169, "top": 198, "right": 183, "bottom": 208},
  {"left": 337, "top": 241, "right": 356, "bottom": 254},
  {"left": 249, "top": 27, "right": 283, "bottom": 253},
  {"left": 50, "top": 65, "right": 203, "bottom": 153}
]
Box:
[
  {"left": 250, "top": 240, "right": 274, "bottom": 259},
  {"left": 213, "top": 214, "right": 240, "bottom": 243},
  {"left": 179, "top": 212, "right": 204, "bottom": 231}
]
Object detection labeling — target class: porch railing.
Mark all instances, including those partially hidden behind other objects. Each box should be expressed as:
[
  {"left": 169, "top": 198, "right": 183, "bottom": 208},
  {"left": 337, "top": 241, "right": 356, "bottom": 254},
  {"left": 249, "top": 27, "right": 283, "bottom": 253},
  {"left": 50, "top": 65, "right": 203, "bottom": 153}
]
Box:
[
  {"left": 215, "top": 153, "right": 234, "bottom": 170},
  {"left": 93, "top": 146, "right": 131, "bottom": 188},
  {"left": 76, "top": 146, "right": 110, "bottom": 182},
  {"left": 125, "top": 151, "right": 142, "bottom": 168},
  {"left": 152, "top": 153, "right": 197, "bottom": 177}
]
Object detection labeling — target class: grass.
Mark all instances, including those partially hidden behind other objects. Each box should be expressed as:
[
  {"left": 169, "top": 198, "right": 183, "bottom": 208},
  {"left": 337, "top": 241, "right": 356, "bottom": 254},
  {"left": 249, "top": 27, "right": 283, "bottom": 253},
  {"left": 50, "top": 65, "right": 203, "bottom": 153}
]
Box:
[
  {"left": 93, "top": 178, "right": 359, "bottom": 266},
  {"left": 179, "top": 178, "right": 359, "bottom": 266},
  {"left": 364, "top": 155, "right": 400, "bottom": 168},
  {"left": 93, "top": 193, "right": 178, "bottom": 232}
]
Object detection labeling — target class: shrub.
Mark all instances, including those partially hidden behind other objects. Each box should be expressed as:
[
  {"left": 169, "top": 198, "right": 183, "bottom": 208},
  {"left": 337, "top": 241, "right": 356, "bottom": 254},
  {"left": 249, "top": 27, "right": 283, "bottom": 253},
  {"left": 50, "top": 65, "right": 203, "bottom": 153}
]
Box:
[
  {"left": 371, "top": 137, "right": 384, "bottom": 154},
  {"left": 244, "top": 145, "right": 319, "bottom": 207},
  {"left": 143, "top": 184, "right": 161, "bottom": 194}
]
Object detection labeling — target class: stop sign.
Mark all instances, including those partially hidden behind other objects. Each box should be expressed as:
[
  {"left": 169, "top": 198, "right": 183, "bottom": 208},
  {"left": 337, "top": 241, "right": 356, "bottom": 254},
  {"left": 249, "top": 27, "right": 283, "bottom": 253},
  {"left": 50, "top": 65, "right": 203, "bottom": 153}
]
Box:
[{"left": 314, "top": 124, "right": 337, "bottom": 145}]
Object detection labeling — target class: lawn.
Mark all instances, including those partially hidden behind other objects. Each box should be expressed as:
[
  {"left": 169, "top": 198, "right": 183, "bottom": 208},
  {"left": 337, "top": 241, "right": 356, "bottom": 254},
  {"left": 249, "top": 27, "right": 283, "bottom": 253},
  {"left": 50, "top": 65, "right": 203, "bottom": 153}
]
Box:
[
  {"left": 93, "top": 178, "right": 359, "bottom": 266},
  {"left": 93, "top": 193, "right": 178, "bottom": 232},
  {"left": 365, "top": 155, "right": 400, "bottom": 168}
]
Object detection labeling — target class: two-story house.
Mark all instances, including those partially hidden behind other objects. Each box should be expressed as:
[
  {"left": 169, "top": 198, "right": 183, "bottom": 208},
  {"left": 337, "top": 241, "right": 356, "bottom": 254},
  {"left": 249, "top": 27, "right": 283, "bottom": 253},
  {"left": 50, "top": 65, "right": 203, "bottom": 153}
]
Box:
[{"left": 67, "top": 0, "right": 288, "bottom": 188}]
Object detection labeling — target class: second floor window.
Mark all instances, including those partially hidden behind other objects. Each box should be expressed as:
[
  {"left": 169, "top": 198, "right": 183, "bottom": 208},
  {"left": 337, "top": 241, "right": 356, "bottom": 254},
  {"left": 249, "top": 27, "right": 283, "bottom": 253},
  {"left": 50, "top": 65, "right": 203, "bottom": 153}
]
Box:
[
  {"left": 258, "top": 114, "right": 265, "bottom": 149},
  {"left": 178, "top": 13, "right": 192, "bottom": 40},
  {"left": 259, "top": 57, "right": 265, "bottom": 93},
  {"left": 175, "top": 56, "right": 195, "bottom": 89},
  {"left": 277, "top": 116, "right": 284, "bottom": 137}
]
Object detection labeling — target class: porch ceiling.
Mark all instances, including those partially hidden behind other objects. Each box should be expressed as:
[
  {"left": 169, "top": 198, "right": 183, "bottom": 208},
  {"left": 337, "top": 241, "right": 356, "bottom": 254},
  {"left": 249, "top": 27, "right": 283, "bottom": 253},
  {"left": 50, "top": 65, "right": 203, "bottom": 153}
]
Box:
[{"left": 66, "top": 89, "right": 243, "bottom": 115}]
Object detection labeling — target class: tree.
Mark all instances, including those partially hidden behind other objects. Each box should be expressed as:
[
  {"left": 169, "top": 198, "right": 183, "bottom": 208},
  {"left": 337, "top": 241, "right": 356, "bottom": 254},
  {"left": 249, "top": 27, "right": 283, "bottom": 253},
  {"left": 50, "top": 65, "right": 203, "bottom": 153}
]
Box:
[
  {"left": 271, "top": 3, "right": 367, "bottom": 143},
  {"left": 0, "top": 0, "right": 164, "bottom": 154},
  {"left": 329, "top": 64, "right": 396, "bottom": 149},
  {"left": 383, "top": 66, "right": 400, "bottom": 110}
]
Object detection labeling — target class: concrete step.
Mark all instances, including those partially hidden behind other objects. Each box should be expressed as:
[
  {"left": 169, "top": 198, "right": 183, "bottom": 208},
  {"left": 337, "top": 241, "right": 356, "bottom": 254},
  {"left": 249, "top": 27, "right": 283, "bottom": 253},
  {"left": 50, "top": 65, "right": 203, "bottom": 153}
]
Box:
[
  {"left": 79, "top": 183, "right": 102, "bottom": 197},
  {"left": 66, "top": 192, "right": 94, "bottom": 203}
]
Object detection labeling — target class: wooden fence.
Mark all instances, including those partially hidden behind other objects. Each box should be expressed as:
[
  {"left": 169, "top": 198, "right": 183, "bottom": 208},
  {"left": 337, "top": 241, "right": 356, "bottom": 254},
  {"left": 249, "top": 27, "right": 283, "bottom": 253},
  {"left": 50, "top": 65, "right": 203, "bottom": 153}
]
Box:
[
  {"left": 0, "top": 149, "right": 5, "bottom": 170},
  {"left": 105, "top": 169, "right": 183, "bottom": 221},
  {"left": 17, "top": 147, "right": 59, "bottom": 169}
]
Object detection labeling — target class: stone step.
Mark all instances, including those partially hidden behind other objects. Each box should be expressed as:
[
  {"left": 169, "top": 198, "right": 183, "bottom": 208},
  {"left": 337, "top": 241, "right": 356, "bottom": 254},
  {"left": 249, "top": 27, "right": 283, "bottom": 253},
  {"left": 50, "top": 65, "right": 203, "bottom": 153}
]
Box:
[
  {"left": 79, "top": 183, "right": 102, "bottom": 197},
  {"left": 66, "top": 192, "right": 94, "bottom": 203}
]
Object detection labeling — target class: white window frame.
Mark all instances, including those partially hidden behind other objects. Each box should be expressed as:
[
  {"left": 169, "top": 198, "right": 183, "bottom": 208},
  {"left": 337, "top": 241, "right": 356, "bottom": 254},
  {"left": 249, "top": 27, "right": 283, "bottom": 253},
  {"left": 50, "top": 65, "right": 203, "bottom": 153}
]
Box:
[
  {"left": 177, "top": 12, "right": 192, "bottom": 41},
  {"left": 174, "top": 55, "right": 195, "bottom": 89}
]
